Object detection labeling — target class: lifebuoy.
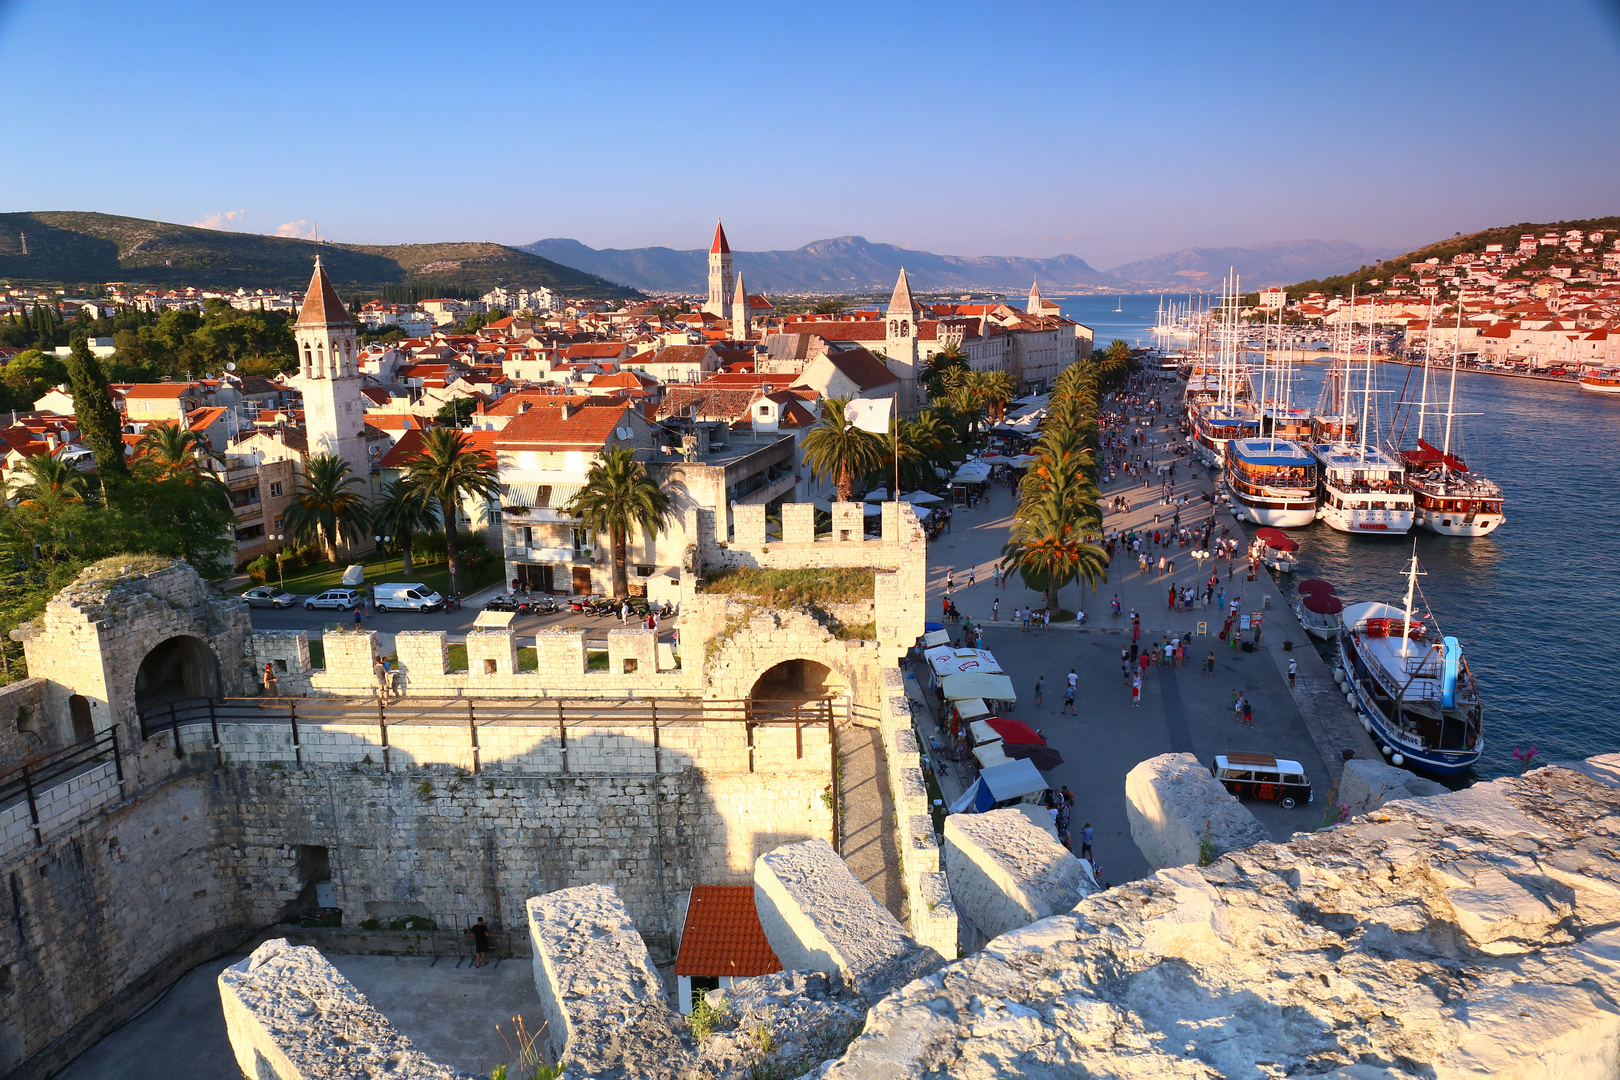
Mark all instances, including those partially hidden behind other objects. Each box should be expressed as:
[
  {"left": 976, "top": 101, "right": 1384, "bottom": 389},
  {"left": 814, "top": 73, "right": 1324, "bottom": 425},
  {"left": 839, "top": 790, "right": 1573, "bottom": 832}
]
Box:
[{"left": 1362, "top": 617, "right": 1426, "bottom": 640}]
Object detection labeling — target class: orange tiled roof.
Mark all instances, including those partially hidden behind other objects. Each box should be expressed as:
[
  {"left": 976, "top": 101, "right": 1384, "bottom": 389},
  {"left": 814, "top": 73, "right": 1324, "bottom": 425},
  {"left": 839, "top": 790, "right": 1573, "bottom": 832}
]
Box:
[{"left": 673, "top": 885, "right": 780, "bottom": 979}]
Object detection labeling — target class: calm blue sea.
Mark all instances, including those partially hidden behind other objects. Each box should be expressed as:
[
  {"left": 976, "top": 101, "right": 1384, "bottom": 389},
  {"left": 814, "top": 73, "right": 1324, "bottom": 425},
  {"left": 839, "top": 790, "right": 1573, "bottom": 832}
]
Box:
[{"left": 1057, "top": 293, "right": 1620, "bottom": 779}]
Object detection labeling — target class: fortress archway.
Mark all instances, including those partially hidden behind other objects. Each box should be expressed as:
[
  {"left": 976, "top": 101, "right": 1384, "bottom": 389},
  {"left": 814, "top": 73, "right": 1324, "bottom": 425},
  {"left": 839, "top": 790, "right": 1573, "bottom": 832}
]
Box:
[
  {"left": 749, "top": 658, "right": 847, "bottom": 718},
  {"left": 134, "top": 635, "right": 220, "bottom": 715}
]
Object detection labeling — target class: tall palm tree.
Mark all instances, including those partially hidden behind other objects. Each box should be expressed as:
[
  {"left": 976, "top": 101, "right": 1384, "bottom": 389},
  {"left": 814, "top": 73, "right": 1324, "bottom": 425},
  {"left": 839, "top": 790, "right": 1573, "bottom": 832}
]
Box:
[
  {"left": 284, "top": 454, "right": 371, "bottom": 563},
  {"left": 1000, "top": 494, "right": 1109, "bottom": 615},
  {"left": 563, "top": 445, "right": 672, "bottom": 599},
  {"left": 132, "top": 423, "right": 219, "bottom": 481},
  {"left": 404, "top": 427, "right": 501, "bottom": 598},
  {"left": 979, "top": 369, "right": 1017, "bottom": 424},
  {"left": 9, "top": 453, "right": 87, "bottom": 512},
  {"left": 370, "top": 478, "right": 441, "bottom": 576},
  {"left": 923, "top": 342, "right": 970, "bottom": 398},
  {"left": 801, "top": 397, "right": 885, "bottom": 502}
]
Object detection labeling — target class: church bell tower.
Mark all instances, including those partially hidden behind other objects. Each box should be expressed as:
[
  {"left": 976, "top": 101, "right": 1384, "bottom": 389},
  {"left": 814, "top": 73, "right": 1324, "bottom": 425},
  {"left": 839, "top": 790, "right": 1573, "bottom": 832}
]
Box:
[
  {"left": 705, "top": 220, "right": 733, "bottom": 316},
  {"left": 293, "top": 257, "right": 373, "bottom": 516}
]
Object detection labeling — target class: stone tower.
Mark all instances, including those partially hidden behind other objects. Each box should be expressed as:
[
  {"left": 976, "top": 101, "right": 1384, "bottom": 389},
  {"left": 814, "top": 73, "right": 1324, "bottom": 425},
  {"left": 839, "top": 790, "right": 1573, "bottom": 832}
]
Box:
[
  {"left": 1027, "top": 278, "right": 1043, "bottom": 315},
  {"left": 293, "top": 258, "right": 373, "bottom": 511},
  {"left": 704, "top": 220, "right": 733, "bottom": 316},
  {"left": 731, "top": 271, "right": 750, "bottom": 341},
  {"left": 883, "top": 267, "right": 921, "bottom": 414}
]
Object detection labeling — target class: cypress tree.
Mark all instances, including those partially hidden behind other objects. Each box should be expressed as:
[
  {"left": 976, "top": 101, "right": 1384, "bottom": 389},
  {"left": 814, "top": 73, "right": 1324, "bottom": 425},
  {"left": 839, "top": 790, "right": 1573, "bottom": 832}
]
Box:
[{"left": 64, "top": 338, "right": 129, "bottom": 481}]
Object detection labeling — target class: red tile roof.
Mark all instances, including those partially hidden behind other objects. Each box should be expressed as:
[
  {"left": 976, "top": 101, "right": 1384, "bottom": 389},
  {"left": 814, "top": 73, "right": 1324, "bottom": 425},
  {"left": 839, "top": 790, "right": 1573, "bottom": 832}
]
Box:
[
  {"left": 376, "top": 428, "right": 496, "bottom": 470},
  {"left": 493, "top": 400, "right": 640, "bottom": 452},
  {"left": 673, "top": 885, "right": 780, "bottom": 979},
  {"left": 295, "top": 258, "right": 355, "bottom": 327},
  {"left": 123, "top": 382, "right": 199, "bottom": 399}
]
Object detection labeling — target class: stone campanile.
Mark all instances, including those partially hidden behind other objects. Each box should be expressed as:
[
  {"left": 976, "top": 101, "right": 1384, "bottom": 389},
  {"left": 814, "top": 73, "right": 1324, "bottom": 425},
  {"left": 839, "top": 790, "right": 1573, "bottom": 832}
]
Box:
[
  {"left": 704, "top": 219, "right": 733, "bottom": 316},
  {"left": 293, "top": 257, "right": 371, "bottom": 502},
  {"left": 883, "top": 267, "right": 921, "bottom": 414}
]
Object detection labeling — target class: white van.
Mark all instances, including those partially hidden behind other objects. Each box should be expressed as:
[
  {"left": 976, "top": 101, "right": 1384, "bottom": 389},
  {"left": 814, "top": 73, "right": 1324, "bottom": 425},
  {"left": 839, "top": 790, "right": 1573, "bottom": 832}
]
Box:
[{"left": 373, "top": 583, "right": 444, "bottom": 612}]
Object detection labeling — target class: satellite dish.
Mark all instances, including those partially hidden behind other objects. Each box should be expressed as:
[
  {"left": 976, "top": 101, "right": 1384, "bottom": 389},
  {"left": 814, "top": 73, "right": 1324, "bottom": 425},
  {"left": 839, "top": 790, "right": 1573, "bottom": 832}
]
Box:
[
  {"left": 616, "top": 425, "right": 632, "bottom": 440},
  {"left": 226, "top": 362, "right": 236, "bottom": 371}
]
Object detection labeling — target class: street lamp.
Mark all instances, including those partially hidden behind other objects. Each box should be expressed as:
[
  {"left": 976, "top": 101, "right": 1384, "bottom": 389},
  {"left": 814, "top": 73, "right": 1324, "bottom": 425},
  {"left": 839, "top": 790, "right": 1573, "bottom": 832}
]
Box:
[
  {"left": 374, "top": 535, "right": 393, "bottom": 577},
  {"left": 271, "top": 534, "right": 286, "bottom": 588}
]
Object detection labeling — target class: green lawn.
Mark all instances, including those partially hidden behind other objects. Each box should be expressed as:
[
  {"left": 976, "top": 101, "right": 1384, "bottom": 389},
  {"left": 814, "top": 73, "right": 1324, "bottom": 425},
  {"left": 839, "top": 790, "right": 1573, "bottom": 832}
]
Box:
[{"left": 242, "top": 550, "right": 504, "bottom": 600}]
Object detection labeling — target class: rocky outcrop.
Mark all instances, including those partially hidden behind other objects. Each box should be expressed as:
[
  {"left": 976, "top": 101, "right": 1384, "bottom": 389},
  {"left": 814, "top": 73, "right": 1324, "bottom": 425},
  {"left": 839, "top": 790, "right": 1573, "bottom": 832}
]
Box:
[
  {"left": 218, "top": 939, "right": 469, "bottom": 1080},
  {"left": 753, "top": 839, "right": 943, "bottom": 1002},
  {"left": 819, "top": 758, "right": 1620, "bottom": 1078},
  {"left": 1338, "top": 757, "right": 1447, "bottom": 816},
  {"left": 1125, "top": 751, "right": 1270, "bottom": 871},
  {"left": 944, "top": 809, "right": 1093, "bottom": 943}
]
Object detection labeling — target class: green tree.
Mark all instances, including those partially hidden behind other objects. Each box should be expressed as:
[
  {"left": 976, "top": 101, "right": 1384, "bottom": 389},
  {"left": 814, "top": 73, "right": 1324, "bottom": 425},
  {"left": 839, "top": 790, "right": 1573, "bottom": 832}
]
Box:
[
  {"left": 7, "top": 453, "right": 88, "bottom": 512},
  {"left": 434, "top": 397, "right": 478, "bottom": 426},
  {"left": 563, "top": 445, "right": 673, "bottom": 600},
  {"left": 923, "top": 343, "right": 969, "bottom": 398},
  {"left": 284, "top": 454, "right": 371, "bottom": 563},
  {"left": 63, "top": 339, "right": 130, "bottom": 482},
  {"left": 1000, "top": 494, "right": 1109, "bottom": 615},
  {"left": 404, "top": 428, "right": 501, "bottom": 598},
  {"left": 370, "top": 479, "right": 441, "bottom": 575},
  {"left": 131, "top": 423, "right": 221, "bottom": 481},
  {"left": 801, "top": 397, "right": 886, "bottom": 502}
]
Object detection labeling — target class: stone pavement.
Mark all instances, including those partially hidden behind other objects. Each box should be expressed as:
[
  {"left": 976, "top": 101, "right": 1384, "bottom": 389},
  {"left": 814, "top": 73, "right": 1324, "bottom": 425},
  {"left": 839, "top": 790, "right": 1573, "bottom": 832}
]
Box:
[
  {"left": 919, "top": 382, "right": 1379, "bottom": 884},
  {"left": 839, "top": 726, "right": 905, "bottom": 920}
]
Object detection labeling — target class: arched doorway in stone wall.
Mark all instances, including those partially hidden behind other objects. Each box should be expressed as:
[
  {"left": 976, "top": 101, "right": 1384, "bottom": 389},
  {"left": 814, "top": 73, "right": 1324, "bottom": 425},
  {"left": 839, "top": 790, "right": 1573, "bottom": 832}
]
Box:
[
  {"left": 68, "top": 695, "right": 94, "bottom": 742},
  {"left": 134, "top": 635, "right": 221, "bottom": 716},
  {"left": 749, "top": 659, "right": 847, "bottom": 719}
]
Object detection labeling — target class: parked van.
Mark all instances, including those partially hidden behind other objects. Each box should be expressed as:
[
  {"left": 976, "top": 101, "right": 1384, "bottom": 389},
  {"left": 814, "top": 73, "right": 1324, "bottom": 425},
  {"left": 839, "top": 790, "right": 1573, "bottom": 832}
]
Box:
[
  {"left": 373, "top": 583, "right": 444, "bottom": 612},
  {"left": 1210, "top": 752, "right": 1313, "bottom": 810}
]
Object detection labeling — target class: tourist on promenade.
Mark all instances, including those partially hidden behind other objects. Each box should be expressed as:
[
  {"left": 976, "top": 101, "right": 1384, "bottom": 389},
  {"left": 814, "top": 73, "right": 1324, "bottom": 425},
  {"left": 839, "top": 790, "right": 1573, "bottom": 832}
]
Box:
[
  {"left": 1130, "top": 676, "right": 1141, "bottom": 708},
  {"left": 1034, "top": 675, "right": 1045, "bottom": 707},
  {"left": 992, "top": 598, "right": 1000, "bottom": 622},
  {"left": 262, "top": 661, "right": 279, "bottom": 704},
  {"left": 1243, "top": 696, "right": 1254, "bottom": 728},
  {"left": 1041, "top": 610, "right": 1050, "bottom": 632},
  {"left": 1062, "top": 685, "right": 1076, "bottom": 715},
  {"left": 467, "top": 918, "right": 491, "bottom": 968},
  {"left": 354, "top": 606, "right": 363, "bottom": 630},
  {"left": 1203, "top": 651, "right": 1215, "bottom": 678},
  {"left": 945, "top": 568, "right": 954, "bottom": 593},
  {"left": 967, "top": 566, "right": 975, "bottom": 587},
  {"left": 373, "top": 656, "right": 390, "bottom": 702},
  {"left": 1121, "top": 648, "right": 1131, "bottom": 684},
  {"left": 1055, "top": 793, "right": 1073, "bottom": 850},
  {"left": 1288, "top": 657, "right": 1298, "bottom": 688}
]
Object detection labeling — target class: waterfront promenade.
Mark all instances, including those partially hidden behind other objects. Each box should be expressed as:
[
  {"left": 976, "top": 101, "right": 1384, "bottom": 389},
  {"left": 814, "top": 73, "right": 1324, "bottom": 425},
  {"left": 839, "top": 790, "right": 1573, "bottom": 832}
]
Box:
[{"left": 914, "top": 385, "right": 1378, "bottom": 884}]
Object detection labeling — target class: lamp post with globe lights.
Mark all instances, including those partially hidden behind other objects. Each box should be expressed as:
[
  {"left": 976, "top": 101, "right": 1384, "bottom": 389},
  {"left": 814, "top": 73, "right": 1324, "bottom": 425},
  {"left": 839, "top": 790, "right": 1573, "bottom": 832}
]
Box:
[{"left": 375, "top": 535, "right": 393, "bottom": 577}]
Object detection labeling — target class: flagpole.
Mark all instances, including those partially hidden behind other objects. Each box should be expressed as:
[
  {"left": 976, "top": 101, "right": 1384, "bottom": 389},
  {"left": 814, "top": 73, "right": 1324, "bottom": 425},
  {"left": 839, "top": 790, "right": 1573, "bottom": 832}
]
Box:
[{"left": 893, "top": 389, "right": 900, "bottom": 502}]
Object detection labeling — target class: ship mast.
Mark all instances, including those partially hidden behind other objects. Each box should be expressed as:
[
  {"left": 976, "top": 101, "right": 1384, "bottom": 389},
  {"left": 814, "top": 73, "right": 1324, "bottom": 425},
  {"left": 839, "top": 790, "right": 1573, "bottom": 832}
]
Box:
[{"left": 1400, "top": 546, "right": 1424, "bottom": 657}]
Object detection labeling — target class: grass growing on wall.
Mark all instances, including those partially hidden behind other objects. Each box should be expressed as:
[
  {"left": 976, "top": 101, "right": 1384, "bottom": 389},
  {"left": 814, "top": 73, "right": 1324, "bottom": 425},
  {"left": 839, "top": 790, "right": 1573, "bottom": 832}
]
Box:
[
  {"left": 587, "top": 650, "right": 608, "bottom": 671},
  {"left": 447, "top": 644, "right": 469, "bottom": 672},
  {"left": 699, "top": 566, "right": 876, "bottom": 607},
  {"left": 517, "top": 647, "right": 537, "bottom": 671}
]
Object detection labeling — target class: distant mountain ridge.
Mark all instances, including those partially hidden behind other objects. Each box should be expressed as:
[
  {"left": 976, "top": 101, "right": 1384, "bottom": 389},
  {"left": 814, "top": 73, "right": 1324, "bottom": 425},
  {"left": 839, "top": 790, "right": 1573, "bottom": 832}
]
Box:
[
  {"left": 523, "top": 235, "right": 1112, "bottom": 294},
  {"left": 0, "top": 211, "right": 640, "bottom": 297},
  {"left": 526, "top": 234, "right": 1399, "bottom": 294}
]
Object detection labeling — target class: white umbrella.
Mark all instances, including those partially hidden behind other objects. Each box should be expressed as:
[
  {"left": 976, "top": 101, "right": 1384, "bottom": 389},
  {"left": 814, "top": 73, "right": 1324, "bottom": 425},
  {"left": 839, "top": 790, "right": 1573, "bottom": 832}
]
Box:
[
  {"left": 981, "top": 454, "right": 1012, "bottom": 464},
  {"left": 864, "top": 488, "right": 889, "bottom": 501},
  {"left": 941, "top": 671, "right": 1017, "bottom": 702},
  {"left": 901, "top": 491, "right": 944, "bottom": 505},
  {"left": 953, "top": 461, "right": 992, "bottom": 483},
  {"left": 1010, "top": 454, "right": 1038, "bottom": 467}
]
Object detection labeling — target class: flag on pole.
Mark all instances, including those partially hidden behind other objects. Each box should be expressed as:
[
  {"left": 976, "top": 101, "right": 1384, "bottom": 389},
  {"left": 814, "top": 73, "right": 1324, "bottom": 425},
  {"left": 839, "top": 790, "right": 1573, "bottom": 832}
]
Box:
[{"left": 844, "top": 398, "right": 892, "bottom": 434}]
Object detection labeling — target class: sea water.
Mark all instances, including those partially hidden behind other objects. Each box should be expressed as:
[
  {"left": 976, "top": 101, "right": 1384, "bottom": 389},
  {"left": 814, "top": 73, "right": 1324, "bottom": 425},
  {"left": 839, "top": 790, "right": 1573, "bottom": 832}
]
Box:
[{"left": 1056, "top": 293, "right": 1620, "bottom": 778}]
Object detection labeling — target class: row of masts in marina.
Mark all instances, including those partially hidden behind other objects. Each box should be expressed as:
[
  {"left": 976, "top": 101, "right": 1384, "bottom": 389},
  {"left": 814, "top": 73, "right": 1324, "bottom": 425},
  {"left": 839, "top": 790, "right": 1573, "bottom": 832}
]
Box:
[{"left": 1167, "top": 275, "right": 1505, "bottom": 538}]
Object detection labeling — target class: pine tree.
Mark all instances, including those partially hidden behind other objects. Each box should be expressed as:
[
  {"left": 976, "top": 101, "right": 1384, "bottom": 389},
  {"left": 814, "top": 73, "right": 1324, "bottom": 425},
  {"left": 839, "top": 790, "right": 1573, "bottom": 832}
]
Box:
[{"left": 64, "top": 338, "right": 129, "bottom": 482}]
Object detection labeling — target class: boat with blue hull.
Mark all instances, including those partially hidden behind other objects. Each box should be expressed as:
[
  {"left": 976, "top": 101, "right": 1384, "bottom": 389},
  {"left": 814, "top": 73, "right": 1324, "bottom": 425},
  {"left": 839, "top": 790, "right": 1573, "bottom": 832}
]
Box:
[{"left": 1336, "top": 556, "right": 1482, "bottom": 776}]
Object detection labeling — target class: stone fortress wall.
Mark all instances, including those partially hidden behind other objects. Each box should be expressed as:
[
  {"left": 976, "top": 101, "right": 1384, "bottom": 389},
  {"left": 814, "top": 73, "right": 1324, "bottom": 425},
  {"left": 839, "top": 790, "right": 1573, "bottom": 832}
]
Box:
[{"left": 0, "top": 503, "right": 927, "bottom": 1079}]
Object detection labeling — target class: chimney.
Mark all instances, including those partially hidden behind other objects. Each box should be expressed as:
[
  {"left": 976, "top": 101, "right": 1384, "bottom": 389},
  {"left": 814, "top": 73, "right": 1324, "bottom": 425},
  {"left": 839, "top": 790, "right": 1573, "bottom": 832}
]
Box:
[
  {"left": 560, "top": 402, "right": 574, "bottom": 420},
  {"left": 46, "top": 433, "right": 58, "bottom": 452}
]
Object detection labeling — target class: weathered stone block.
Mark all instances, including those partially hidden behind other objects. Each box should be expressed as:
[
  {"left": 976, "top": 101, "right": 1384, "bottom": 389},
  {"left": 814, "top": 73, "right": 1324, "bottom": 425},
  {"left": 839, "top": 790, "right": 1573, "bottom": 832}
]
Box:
[
  {"left": 1125, "top": 752, "right": 1270, "bottom": 871},
  {"left": 1338, "top": 757, "right": 1447, "bottom": 816},
  {"left": 944, "top": 809, "right": 1092, "bottom": 943}
]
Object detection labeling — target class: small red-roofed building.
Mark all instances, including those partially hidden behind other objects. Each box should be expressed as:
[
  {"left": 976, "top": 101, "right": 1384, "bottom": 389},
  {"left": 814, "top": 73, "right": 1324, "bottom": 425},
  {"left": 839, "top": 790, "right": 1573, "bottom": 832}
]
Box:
[{"left": 673, "top": 885, "right": 781, "bottom": 1013}]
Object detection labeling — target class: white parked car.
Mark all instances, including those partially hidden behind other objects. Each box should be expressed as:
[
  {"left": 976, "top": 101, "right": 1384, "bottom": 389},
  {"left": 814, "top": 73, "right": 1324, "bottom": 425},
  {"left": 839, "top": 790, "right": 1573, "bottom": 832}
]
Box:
[{"left": 305, "top": 588, "right": 363, "bottom": 611}]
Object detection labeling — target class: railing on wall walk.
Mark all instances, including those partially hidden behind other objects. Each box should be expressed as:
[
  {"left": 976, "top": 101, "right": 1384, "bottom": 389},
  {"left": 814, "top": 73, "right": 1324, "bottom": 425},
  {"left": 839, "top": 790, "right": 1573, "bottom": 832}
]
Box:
[
  {"left": 0, "top": 728, "right": 123, "bottom": 848},
  {"left": 137, "top": 695, "right": 842, "bottom": 774}
]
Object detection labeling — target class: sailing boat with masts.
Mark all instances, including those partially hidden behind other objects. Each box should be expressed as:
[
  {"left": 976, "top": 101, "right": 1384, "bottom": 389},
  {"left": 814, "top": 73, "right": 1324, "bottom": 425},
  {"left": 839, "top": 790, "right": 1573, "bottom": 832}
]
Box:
[
  {"left": 1223, "top": 308, "right": 1318, "bottom": 526},
  {"left": 1191, "top": 273, "right": 1261, "bottom": 468},
  {"left": 1392, "top": 307, "right": 1506, "bottom": 537},
  {"left": 1312, "top": 293, "right": 1415, "bottom": 534}
]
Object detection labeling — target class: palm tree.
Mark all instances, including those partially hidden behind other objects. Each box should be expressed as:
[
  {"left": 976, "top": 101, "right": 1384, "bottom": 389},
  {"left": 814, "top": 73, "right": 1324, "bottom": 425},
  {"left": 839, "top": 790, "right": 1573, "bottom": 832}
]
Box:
[
  {"left": 923, "top": 343, "right": 969, "bottom": 398},
  {"left": 1000, "top": 495, "right": 1109, "bottom": 615},
  {"left": 132, "top": 423, "right": 219, "bottom": 481},
  {"left": 284, "top": 453, "right": 371, "bottom": 563},
  {"left": 404, "top": 427, "right": 502, "bottom": 599},
  {"left": 370, "top": 478, "right": 441, "bottom": 576},
  {"left": 802, "top": 397, "right": 885, "bottom": 502},
  {"left": 979, "top": 369, "right": 1017, "bottom": 424},
  {"left": 9, "top": 453, "right": 87, "bottom": 512},
  {"left": 563, "top": 445, "right": 672, "bottom": 599}
]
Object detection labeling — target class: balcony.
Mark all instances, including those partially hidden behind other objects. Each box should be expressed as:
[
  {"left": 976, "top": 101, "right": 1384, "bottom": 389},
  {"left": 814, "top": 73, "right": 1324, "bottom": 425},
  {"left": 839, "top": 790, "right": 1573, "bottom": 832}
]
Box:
[{"left": 513, "top": 547, "right": 595, "bottom": 566}]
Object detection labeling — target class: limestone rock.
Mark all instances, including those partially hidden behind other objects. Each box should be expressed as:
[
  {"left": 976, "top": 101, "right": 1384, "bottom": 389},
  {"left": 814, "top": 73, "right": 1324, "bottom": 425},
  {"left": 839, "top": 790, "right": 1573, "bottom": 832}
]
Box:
[
  {"left": 943, "top": 809, "right": 1093, "bottom": 942},
  {"left": 1125, "top": 751, "right": 1269, "bottom": 871},
  {"left": 218, "top": 938, "right": 470, "bottom": 1080},
  {"left": 753, "top": 839, "right": 943, "bottom": 1001},
  {"left": 699, "top": 971, "right": 864, "bottom": 1077},
  {"left": 821, "top": 762, "right": 1620, "bottom": 1079},
  {"left": 1337, "top": 757, "right": 1447, "bottom": 816},
  {"left": 528, "top": 884, "right": 697, "bottom": 1078}
]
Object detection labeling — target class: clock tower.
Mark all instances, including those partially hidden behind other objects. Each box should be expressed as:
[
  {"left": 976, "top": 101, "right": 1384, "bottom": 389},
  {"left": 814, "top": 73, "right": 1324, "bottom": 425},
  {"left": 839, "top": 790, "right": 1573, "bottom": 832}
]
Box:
[{"left": 293, "top": 257, "right": 374, "bottom": 515}]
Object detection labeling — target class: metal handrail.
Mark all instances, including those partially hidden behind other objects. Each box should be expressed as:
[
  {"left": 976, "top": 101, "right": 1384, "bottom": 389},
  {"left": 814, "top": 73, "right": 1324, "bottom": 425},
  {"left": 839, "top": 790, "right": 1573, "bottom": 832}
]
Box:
[{"left": 0, "top": 728, "right": 122, "bottom": 847}]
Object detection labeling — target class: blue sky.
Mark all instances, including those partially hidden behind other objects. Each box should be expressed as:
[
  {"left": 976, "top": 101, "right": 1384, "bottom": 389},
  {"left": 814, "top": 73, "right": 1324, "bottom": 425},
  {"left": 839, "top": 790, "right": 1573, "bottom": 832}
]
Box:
[{"left": 1, "top": 0, "right": 1616, "bottom": 267}]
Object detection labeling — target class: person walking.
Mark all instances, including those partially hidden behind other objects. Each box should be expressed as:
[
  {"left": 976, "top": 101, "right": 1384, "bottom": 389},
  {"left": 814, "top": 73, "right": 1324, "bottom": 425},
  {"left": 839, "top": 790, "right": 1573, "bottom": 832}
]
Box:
[
  {"left": 945, "top": 568, "right": 954, "bottom": 593},
  {"left": 373, "top": 656, "right": 390, "bottom": 703},
  {"left": 967, "top": 566, "right": 975, "bottom": 587},
  {"left": 1062, "top": 685, "right": 1077, "bottom": 715},
  {"left": 262, "top": 661, "right": 279, "bottom": 704},
  {"left": 992, "top": 597, "right": 1000, "bottom": 622},
  {"left": 1243, "top": 696, "right": 1254, "bottom": 728},
  {"left": 1041, "top": 609, "right": 1050, "bottom": 633},
  {"left": 353, "top": 605, "right": 363, "bottom": 630},
  {"left": 1121, "top": 648, "right": 1132, "bottom": 684},
  {"left": 466, "top": 917, "right": 491, "bottom": 968},
  {"left": 1202, "top": 650, "right": 1215, "bottom": 678},
  {"left": 1034, "top": 675, "right": 1045, "bottom": 707},
  {"left": 1288, "top": 657, "right": 1298, "bottom": 688},
  {"left": 1066, "top": 668, "right": 1079, "bottom": 696},
  {"left": 1054, "top": 793, "right": 1074, "bottom": 851},
  {"left": 1130, "top": 675, "right": 1141, "bottom": 708}
]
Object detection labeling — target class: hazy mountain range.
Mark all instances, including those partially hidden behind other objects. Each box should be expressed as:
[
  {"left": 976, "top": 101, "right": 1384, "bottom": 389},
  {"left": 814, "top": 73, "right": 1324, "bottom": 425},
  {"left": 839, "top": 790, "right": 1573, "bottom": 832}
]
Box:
[{"left": 523, "top": 235, "right": 1400, "bottom": 294}]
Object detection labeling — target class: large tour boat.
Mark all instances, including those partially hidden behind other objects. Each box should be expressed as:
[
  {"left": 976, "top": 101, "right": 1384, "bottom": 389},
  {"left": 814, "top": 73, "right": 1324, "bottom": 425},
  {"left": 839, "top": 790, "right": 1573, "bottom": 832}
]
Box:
[
  {"left": 1223, "top": 438, "right": 1318, "bottom": 527},
  {"left": 1193, "top": 404, "right": 1259, "bottom": 469},
  {"left": 1337, "top": 556, "right": 1482, "bottom": 776},
  {"left": 1580, "top": 369, "right": 1620, "bottom": 394},
  {"left": 1390, "top": 350, "right": 1506, "bottom": 537},
  {"left": 1313, "top": 442, "right": 1415, "bottom": 534}
]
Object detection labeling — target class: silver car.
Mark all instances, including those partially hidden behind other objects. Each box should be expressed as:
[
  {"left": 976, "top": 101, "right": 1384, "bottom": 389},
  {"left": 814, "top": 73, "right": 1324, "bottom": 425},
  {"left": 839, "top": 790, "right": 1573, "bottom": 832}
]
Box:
[
  {"left": 305, "top": 588, "right": 363, "bottom": 611},
  {"left": 242, "top": 586, "right": 297, "bottom": 609}
]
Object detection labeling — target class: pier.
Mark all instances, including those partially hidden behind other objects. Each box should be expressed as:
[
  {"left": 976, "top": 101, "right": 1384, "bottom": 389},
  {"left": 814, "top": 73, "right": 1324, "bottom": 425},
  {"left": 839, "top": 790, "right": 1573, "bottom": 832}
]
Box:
[{"left": 913, "top": 379, "right": 1378, "bottom": 884}]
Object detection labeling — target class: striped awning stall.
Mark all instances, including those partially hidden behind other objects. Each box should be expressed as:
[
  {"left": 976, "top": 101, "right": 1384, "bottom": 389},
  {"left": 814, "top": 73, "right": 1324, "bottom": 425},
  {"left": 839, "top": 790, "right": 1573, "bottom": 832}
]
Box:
[{"left": 503, "top": 483, "right": 582, "bottom": 509}]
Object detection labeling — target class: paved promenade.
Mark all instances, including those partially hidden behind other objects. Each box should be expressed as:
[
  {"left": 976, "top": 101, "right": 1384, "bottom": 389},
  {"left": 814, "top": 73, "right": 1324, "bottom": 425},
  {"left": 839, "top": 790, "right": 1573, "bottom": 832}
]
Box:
[{"left": 915, "top": 382, "right": 1378, "bottom": 885}]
